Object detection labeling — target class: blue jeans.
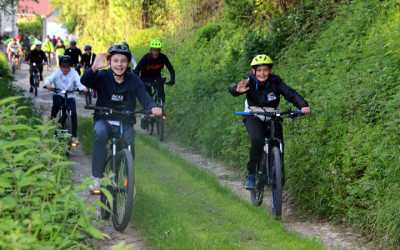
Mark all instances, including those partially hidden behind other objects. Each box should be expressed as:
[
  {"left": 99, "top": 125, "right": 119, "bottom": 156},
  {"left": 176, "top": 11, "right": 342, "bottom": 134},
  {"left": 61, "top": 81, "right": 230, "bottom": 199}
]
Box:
[{"left": 92, "top": 119, "right": 135, "bottom": 178}]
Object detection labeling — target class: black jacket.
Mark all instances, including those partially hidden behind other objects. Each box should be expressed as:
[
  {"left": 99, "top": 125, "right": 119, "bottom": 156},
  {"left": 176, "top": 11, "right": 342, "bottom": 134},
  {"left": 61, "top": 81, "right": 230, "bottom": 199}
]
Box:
[
  {"left": 64, "top": 47, "right": 82, "bottom": 65},
  {"left": 25, "top": 49, "right": 48, "bottom": 64},
  {"left": 229, "top": 73, "right": 308, "bottom": 109},
  {"left": 80, "top": 53, "right": 96, "bottom": 68},
  {"left": 81, "top": 68, "right": 156, "bottom": 124},
  {"left": 134, "top": 53, "right": 175, "bottom": 82}
]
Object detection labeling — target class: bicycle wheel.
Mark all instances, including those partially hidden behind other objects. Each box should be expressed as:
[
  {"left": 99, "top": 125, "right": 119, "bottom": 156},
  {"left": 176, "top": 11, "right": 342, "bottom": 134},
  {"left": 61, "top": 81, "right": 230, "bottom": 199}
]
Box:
[
  {"left": 112, "top": 148, "right": 135, "bottom": 232},
  {"left": 270, "top": 146, "right": 283, "bottom": 218},
  {"left": 250, "top": 152, "right": 266, "bottom": 207},
  {"left": 85, "top": 90, "right": 92, "bottom": 105},
  {"left": 101, "top": 147, "right": 112, "bottom": 220},
  {"left": 156, "top": 116, "right": 164, "bottom": 141},
  {"left": 62, "top": 113, "right": 73, "bottom": 158},
  {"left": 34, "top": 75, "right": 39, "bottom": 97},
  {"left": 147, "top": 118, "right": 154, "bottom": 135}
]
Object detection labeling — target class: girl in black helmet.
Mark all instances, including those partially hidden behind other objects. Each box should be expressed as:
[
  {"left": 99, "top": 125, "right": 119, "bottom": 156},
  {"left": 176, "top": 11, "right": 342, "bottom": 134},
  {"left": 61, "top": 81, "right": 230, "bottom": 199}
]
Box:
[{"left": 81, "top": 43, "right": 162, "bottom": 190}]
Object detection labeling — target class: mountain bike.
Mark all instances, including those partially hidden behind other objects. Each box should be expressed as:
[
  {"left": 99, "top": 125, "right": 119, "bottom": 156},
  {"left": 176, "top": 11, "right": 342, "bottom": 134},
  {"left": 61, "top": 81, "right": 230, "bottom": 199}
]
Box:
[
  {"left": 236, "top": 109, "right": 303, "bottom": 218},
  {"left": 10, "top": 52, "right": 18, "bottom": 75},
  {"left": 85, "top": 105, "right": 152, "bottom": 232},
  {"left": 47, "top": 88, "right": 79, "bottom": 158},
  {"left": 30, "top": 62, "right": 43, "bottom": 97},
  {"left": 144, "top": 78, "right": 166, "bottom": 141}
]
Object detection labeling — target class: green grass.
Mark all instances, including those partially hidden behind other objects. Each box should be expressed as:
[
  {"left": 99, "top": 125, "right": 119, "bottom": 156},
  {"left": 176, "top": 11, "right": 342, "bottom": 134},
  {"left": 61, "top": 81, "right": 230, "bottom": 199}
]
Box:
[{"left": 78, "top": 118, "right": 323, "bottom": 249}]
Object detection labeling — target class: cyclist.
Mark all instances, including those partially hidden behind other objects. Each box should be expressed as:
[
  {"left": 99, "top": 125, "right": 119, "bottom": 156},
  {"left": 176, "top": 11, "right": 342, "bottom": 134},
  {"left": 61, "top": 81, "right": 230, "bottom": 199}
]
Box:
[
  {"left": 81, "top": 43, "right": 162, "bottom": 190},
  {"left": 6, "top": 38, "right": 22, "bottom": 68},
  {"left": 43, "top": 55, "right": 88, "bottom": 144},
  {"left": 55, "top": 39, "right": 66, "bottom": 69},
  {"left": 24, "top": 40, "right": 48, "bottom": 92},
  {"left": 64, "top": 35, "right": 70, "bottom": 48},
  {"left": 134, "top": 40, "right": 175, "bottom": 104},
  {"left": 42, "top": 38, "right": 54, "bottom": 66},
  {"left": 229, "top": 54, "right": 311, "bottom": 189},
  {"left": 80, "top": 45, "right": 96, "bottom": 68},
  {"left": 64, "top": 40, "right": 82, "bottom": 73},
  {"left": 21, "top": 34, "right": 30, "bottom": 56}
]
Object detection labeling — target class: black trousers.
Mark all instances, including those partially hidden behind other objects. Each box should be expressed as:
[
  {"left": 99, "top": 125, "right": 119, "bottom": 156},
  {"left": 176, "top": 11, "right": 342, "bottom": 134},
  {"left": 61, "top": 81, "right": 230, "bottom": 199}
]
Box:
[
  {"left": 145, "top": 83, "right": 165, "bottom": 103},
  {"left": 244, "top": 116, "right": 283, "bottom": 174},
  {"left": 51, "top": 96, "right": 78, "bottom": 137}
]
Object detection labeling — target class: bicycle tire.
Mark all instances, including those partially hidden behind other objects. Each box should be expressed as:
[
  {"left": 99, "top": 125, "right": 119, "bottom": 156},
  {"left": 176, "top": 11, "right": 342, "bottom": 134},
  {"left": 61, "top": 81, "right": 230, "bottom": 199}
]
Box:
[
  {"left": 62, "top": 113, "right": 73, "bottom": 158},
  {"left": 85, "top": 91, "right": 92, "bottom": 105},
  {"left": 147, "top": 119, "right": 154, "bottom": 135},
  {"left": 271, "top": 146, "right": 283, "bottom": 218},
  {"left": 250, "top": 152, "right": 266, "bottom": 206},
  {"left": 112, "top": 148, "right": 135, "bottom": 232},
  {"left": 156, "top": 116, "right": 164, "bottom": 141},
  {"left": 101, "top": 147, "right": 112, "bottom": 220},
  {"left": 34, "top": 75, "right": 39, "bottom": 97}
]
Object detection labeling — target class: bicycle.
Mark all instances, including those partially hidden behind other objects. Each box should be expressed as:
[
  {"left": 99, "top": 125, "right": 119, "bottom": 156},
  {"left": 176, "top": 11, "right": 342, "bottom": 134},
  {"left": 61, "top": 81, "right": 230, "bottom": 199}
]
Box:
[
  {"left": 85, "top": 105, "right": 151, "bottom": 232},
  {"left": 144, "top": 78, "right": 166, "bottom": 141},
  {"left": 236, "top": 109, "right": 303, "bottom": 218},
  {"left": 46, "top": 88, "right": 79, "bottom": 158},
  {"left": 10, "top": 52, "right": 18, "bottom": 75},
  {"left": 29, "top": 62, "right": 43, "bottom": 97},
  {"left": 82, "top": 66, "right": 97, "bottom": 105}
]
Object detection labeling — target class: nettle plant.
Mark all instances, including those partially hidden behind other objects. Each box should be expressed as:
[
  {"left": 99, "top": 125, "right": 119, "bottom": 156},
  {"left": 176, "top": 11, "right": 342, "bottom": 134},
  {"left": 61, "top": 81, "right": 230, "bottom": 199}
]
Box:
[{"left": 0, "top": 97, "right": 104, "bottom": 248}]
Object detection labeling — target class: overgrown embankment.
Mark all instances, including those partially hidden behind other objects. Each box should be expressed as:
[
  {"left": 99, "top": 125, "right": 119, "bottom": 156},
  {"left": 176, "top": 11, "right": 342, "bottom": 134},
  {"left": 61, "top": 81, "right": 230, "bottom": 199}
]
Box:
[
  {"left": 0, "top": 54, "right": 102, "bottom": 248},
  {"left": 60, "top": 0, "right": 400, "bottom": 246}
]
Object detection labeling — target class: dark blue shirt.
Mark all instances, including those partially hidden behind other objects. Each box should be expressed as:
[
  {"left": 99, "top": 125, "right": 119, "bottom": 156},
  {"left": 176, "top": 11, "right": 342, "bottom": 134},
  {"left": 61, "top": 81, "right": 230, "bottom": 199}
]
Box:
[{"left": 81, "top": 68, "right": 156, "bottom": 124}]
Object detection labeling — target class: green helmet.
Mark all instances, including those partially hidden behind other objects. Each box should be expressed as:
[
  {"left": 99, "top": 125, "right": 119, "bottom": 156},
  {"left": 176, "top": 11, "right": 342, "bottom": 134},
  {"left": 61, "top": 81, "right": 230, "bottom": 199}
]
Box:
[
  {"left": 149, "top": 40, "right": 162, "bottom": 49},
  {"left": 251, "top": 54, "right": 273, "bottom": 68}
]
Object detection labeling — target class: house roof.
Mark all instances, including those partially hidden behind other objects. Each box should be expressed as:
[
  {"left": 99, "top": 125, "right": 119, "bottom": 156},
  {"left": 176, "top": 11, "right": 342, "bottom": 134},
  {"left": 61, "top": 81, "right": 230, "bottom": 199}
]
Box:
[{"left": 18, "top": 0, "right": 51, "bottom": 16}]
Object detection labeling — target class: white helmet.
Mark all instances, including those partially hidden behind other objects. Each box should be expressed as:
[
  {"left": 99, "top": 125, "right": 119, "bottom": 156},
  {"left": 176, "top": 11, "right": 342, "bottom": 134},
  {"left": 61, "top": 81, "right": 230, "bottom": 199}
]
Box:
[
  {"left": 45, "top": 38, "right": 50, "bottom": 42},
  {"left": 35, "top": 40, "right": 42, "bottom": 46}
]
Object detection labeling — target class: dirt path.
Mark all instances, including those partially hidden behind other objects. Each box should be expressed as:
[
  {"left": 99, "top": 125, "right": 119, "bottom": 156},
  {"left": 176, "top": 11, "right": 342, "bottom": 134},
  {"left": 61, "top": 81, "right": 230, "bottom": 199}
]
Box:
[
  {"left": 12, "top": 62, "right": 147, "bottom": 250},
  {"left": 12, "top": 61, "right": 377, "bottom": 249}
]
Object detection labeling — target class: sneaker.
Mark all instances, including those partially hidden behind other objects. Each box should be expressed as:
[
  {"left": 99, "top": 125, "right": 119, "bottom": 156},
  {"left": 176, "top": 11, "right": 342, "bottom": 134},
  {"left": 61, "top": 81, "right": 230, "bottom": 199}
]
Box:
[
  {"left": 89, "top": 176, "right": 102, "bottom": 191},
  {"left": 245, "top": 174, "right": 256, "bottom": 190},
  {"left": 71, "top": 137, "right": 80, "bottom": 144},
  {"left": 29, "top": 87, "right": 33, "bottom": 93}
]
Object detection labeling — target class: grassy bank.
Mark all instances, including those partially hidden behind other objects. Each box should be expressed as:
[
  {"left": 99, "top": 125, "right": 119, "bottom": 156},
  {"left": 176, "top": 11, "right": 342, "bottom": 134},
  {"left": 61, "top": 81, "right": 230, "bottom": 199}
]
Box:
[{"left": 78, "top": 118, "right": 323, "bottom": 249}]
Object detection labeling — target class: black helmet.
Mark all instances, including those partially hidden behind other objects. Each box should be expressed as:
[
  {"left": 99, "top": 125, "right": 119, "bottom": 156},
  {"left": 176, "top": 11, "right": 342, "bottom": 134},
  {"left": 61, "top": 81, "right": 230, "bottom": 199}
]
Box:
[
  {"left": 59, "top": 55, "right": 72, "bottom": 66},
  {"left": 70, "top": 40, "right": 76, "bottom": 46},
  {"left": 84, "top": 44, "right": 92, "bottom": 50},
  {"left": 107, "top": 43, "right": 131, "bottom": 61},
  {"left": 121, "top": 41, "right": 129, "bottom": 49}
]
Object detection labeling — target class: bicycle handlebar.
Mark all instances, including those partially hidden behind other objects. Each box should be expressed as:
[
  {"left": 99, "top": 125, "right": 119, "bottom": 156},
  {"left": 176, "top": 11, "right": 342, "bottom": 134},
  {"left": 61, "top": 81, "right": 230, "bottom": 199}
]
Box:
[
  {"left": 84, "top": 105, "right": 152, "bottom": 116},
  {"left": 235, "top": 109, "right": 303, "bottom": 117},
  {"left": 144, "top": 77, "right": 167, "bottom": 86}
]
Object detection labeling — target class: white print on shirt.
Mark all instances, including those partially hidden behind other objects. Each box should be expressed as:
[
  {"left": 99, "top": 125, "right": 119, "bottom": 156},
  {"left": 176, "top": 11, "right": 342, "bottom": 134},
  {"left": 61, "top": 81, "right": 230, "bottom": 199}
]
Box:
[
  {"left": 267, "top": 92, "right": 277, "bottom": 102},
  {"left": 111, "top": 94, "right": 124, "bottom": 102}
]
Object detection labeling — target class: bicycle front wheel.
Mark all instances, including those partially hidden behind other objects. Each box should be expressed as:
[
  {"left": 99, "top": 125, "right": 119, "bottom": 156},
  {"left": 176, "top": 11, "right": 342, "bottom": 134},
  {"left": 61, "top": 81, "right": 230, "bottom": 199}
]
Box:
[
  {"left": 85, "top": 91, "right": 92, "bottom": 105},
  {"left": 62, "top": 113, "right": 72, "bottom": 158},
  {"left": 271, "top": 146, "right": 283, "bottom": 218},
  {"left": 101, "top": 147, "right": 112, "bottom": 220},
  {"left": 112, "top": 148, "right": 135, "bottom": 232},
  {"left": 156, "top": 116, "right": 164, "bottom": 141},
  {"left": 250, "top": 152, "right": 266, "bottom": 206},
  {"left": 34, "top": 75, "right": 39, "bottom": 97},
  {"left": 147, "top": 118, "right": 154, "bottom": 135}
]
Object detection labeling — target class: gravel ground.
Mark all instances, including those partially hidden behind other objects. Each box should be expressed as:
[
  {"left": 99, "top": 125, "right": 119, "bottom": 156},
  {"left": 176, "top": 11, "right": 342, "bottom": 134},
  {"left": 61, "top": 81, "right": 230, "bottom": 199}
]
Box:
[{"left": 11, "top": 61, "right": 377, "bottom": 249}]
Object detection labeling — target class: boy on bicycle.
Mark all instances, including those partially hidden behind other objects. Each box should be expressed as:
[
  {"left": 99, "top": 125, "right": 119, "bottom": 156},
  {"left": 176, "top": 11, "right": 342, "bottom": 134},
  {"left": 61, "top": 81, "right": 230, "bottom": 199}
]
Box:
[
  {"left": 24, "top": 40, "right": 48, "bottom": 93},
  {"left": 43, "top": 55, "right": 88, "bottom": 144},
  {"left": 134, "top": 40, "right": 175, "bottom": 104},
  {"left": 81, "top": 43, "right": 162, "bottom": 190},
  {"left": 6, "top": 38, "right": 22, "bottom": 68},
  {"left": 229, "top": 55, "right": 311, "bottom": 189}
]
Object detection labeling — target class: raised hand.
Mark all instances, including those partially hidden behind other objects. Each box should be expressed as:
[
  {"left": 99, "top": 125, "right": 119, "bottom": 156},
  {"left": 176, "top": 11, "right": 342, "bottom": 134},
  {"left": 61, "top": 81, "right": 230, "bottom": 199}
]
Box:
[
  {"left": 236, "top": 78, "right": 250, "bottom": 93},
  {"left": 91, "top": 53, "right": 110, "bottom": 72}
]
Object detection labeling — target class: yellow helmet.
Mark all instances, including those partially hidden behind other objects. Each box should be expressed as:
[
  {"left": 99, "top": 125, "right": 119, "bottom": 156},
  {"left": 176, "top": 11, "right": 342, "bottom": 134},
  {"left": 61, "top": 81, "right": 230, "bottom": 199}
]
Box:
[{"left": 251, "top": 54, "right": 273, "bottom": 67}]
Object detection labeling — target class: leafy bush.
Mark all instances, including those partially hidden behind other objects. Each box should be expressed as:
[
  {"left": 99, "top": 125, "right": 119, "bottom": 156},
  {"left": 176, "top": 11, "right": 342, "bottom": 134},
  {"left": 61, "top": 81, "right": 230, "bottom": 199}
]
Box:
[
  {"left": 194, "top": 23, "right": 221, "bottom": 43},
  {"left": 17, "top": 16, "right": 43, "bottom": 36}
]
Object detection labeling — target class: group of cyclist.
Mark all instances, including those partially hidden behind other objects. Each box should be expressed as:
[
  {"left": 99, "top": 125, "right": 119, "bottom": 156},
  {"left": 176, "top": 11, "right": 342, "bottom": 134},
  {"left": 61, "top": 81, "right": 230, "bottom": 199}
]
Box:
[{"left": 11, "top": 35, "right": 311, "bottom": 193}]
